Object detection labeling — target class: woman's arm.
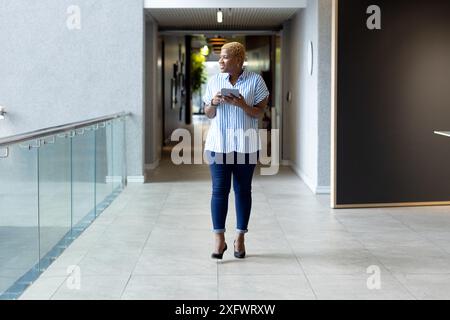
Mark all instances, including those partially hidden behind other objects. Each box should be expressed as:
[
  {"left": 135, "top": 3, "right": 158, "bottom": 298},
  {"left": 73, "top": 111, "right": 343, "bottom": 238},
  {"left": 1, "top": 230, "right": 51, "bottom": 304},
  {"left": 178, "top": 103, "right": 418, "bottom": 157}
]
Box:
[
  {"left": 204, "top": 104, "right": 217, "bottom": 119},
  {"left": 205, "top": 92, "right": 224, "bottom": 119},
  {"left": 242, "top": 97, "right": 269, "bottom": 118}
]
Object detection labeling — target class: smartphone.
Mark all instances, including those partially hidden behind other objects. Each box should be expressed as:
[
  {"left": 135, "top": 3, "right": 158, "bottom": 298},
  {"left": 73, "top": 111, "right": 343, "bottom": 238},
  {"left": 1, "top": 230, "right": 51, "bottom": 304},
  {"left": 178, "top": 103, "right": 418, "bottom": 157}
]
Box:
[{"left": 221, "top": 88, "right": 240, "bottom": 98}]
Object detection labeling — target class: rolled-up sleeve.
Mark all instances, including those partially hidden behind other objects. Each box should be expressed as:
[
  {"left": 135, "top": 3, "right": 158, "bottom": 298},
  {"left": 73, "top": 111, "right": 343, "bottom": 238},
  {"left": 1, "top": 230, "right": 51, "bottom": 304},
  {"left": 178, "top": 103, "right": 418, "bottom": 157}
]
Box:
[{"left": 253, "top": 75, "right": 270, "bottom": 105}]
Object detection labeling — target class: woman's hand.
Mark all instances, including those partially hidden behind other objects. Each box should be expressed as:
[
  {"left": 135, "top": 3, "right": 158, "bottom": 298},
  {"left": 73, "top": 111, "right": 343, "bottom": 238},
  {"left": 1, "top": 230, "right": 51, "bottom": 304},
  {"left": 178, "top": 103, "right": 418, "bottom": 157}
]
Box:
[
  {"left": 205, "top": 92, "right": 223, "bottom": 119},
  {"left": 223, "top": 94, "right": 248, "bottom": 109},
  {"left": 211, "top": 92, "right": 223, "bottom": 107}
]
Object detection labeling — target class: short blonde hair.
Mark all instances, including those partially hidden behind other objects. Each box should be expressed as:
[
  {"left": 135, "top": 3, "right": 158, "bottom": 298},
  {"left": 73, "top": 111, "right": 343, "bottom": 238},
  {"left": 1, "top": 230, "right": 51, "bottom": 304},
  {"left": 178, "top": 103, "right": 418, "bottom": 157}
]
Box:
[{"left": 221, "top": 42, "right": 246, "bottom": 65}]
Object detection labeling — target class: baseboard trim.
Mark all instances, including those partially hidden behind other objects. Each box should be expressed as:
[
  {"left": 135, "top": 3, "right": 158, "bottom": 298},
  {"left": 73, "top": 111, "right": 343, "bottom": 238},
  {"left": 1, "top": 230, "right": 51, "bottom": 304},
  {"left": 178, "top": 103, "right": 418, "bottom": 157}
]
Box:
[
  {"left": 127, "top": 176, "right": 145, "bottom": 183},
  {"left": 105, "top": 176, "right": 123, "bottom": 183},
  {"left": 315, "top": 186, "right": 331, "bottom": 194},
  {"left": 294, "top": 166, "right": 315, "bottom": 193},
  {"left": 145, "top": 159, "right": 160, "bottom": 170},
  {"left": 287, "top": 161, "right": 331, "bottom": 195}
]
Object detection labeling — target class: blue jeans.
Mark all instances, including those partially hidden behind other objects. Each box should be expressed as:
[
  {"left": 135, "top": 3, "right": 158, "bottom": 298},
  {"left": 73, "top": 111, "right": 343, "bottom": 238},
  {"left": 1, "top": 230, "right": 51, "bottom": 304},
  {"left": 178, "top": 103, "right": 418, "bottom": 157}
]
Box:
[{"left": 206, "top": 151, "right": 258, "bottom": 234}]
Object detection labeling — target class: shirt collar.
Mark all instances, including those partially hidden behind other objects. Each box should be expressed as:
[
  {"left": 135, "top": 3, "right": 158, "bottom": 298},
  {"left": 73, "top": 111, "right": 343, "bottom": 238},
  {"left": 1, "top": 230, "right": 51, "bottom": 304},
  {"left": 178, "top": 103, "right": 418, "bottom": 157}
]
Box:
[{"left": 225, "top": 68, "right": 248, "bottom": 82}]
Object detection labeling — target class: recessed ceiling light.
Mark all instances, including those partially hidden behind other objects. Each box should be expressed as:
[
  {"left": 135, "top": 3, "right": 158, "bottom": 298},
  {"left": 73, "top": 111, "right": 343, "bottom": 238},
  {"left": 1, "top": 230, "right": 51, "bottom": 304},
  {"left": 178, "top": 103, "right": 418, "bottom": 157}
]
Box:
[{"left": 217, "top": 9, "right": 223, "bottom": 23}]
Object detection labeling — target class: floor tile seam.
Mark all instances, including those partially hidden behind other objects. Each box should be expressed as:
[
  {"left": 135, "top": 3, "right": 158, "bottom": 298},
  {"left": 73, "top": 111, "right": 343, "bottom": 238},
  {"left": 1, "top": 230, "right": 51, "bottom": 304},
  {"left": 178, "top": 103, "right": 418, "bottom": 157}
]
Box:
[
  {"left": 32, "top": 229, "right": 101, "bottom": 293},
  {"left": 75, "top": 222, "right": 118, "bottom": 266},
  {"left": 120, "top": 190, "right": 170, "bottom": 299},
  {"left": 119, "top": 274, "right": 133, "bottom": 300},
  {"left": 129, "top": 272, "right": 219, "bottom": 276},
  {"left": 333, "top": 215, "right": 419, "bottom": 300},
  {"left": 389, "top": 273, "right": 423, "bottom": 300},
  {"left": 49, "top": 274, "right": 71, "bottom": 300},
  {"left": 216, "top": 180, "right": 283, "bottom": 299},
  {"left": 264, "top": 190, "right": 318, "bottom": 300},
  {"left": 216, "top": 263, "right": 220, "bottom": 300},
  {"left": 386, "top": 212, "right": 450, "bottom": 258},
  {"left": 19, "top": 274, "right": 69, "bottom": 300},
  {"left": 215, "top": 272, "right": 309, "bottom": 277},
  {"left": 104, "top": 192, "right": 134, "bottom": 216}
]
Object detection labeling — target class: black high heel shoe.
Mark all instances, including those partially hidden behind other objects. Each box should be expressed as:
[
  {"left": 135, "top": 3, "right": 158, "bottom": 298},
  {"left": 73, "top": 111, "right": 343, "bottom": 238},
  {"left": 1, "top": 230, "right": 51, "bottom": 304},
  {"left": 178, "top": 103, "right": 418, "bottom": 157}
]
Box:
[
  {"left": 233, "top": 240, "right": 246, "bottom": 259},
  {"left": 211, "top": 243, "right": 228, "bottom": 260}
]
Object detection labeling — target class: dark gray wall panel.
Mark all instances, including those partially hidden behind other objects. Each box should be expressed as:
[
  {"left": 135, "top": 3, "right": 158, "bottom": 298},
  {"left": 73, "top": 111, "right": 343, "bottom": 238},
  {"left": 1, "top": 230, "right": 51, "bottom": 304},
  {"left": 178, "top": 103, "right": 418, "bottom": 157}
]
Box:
[{"left": 337, "top": 0, "right": 450, "bottom": 205}]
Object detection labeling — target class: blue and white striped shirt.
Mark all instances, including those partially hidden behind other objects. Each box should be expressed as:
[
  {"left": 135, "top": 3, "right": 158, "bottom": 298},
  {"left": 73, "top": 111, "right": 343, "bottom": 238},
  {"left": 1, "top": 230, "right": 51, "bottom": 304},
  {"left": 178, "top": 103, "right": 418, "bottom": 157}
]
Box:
[{"left": 203, "top": 69, "right": 270, "bottom": 153}]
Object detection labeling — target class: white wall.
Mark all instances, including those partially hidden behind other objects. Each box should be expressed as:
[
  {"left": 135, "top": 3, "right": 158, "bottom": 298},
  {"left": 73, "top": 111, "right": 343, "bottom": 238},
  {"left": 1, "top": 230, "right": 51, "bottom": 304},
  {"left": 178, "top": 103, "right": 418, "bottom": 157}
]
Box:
[
  {"left": 283, "top": 0, "right": 331, "bottom": 194},
  {"left": 317, "top": 0, "right": 332, "bottom": 189},
  {"left": 0, "top": 0, "right": 145, "bottom": 178},
  {"left": 145, "top": 18, "right": 162, "bottom": 168}
]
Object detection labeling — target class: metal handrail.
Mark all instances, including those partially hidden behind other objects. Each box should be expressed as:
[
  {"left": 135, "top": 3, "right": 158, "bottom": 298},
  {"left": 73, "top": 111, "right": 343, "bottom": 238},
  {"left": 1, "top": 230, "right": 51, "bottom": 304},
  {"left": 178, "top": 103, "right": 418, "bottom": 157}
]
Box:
[{"left": 0, "top": 112, "right": 130, "bottom": 147}]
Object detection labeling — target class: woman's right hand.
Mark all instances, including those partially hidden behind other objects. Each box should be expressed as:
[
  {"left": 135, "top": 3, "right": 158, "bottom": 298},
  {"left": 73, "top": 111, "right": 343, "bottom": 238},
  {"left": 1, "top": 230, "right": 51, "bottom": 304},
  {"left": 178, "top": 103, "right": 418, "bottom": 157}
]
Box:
[{"left": 211, "top": 92, "right": 223, "bottom": 107}]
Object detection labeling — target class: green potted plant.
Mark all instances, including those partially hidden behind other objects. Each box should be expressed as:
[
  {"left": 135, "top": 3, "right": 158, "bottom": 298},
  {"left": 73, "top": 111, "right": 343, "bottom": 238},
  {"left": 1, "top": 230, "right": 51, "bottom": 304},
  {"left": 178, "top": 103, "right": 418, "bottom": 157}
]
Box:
[{"left": 191, "top": 51, "right": 207, "bottom": 94}]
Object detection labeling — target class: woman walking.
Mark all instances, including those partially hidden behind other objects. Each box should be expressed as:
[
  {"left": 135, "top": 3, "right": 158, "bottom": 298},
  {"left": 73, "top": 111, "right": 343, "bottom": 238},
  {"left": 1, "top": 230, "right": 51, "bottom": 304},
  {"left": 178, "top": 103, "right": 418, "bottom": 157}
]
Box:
[{"left": 203, "top": 42, "right": 269, "bottom": 259}]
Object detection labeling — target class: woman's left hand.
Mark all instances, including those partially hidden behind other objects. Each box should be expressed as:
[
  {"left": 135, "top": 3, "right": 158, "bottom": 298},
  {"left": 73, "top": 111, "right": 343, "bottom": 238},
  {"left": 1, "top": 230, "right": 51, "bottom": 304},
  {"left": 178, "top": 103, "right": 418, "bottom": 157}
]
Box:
[{"left": 223, "top": 94, "right": 248, "bottom": 109}]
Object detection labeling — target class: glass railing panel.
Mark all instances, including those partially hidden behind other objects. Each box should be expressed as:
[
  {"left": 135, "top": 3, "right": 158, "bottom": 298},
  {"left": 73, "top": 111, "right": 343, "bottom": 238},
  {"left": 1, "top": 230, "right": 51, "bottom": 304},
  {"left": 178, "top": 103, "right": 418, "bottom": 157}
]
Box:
[
  {"left": 112, "top": 118, "right": 125, "bottom": 192},
  {"left": 71, "top": 127, "right": 95, "bottom": 235},
  {"left": 0, "top": 112, "right": 129, "bottom": 299},
  {"left": 0, "top": 141, "right": 39, "bottom": 299},
  {"left": 95, "top": 121, "right": 113, "bottom": 216},
  {"left": 38, "top": 134, "right": 71, "bottom": 271}
]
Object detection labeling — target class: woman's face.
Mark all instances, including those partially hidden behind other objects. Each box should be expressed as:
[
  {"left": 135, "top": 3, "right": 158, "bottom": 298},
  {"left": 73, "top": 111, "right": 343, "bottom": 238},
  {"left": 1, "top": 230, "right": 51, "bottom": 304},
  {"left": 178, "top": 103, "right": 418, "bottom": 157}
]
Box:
[{"left": 219, "top": 48, "right": 241, "bottom": 74}]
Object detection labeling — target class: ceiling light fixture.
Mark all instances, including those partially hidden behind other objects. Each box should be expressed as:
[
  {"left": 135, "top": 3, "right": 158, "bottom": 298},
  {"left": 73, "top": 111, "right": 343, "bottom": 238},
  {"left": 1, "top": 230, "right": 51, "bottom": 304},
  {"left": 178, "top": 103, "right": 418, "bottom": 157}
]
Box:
[
  {"left": 208, "top": 36, "right": 227, "bottom": 54},
  {"left": 217, "top": 9, "right": 223, "bottom": 23}
]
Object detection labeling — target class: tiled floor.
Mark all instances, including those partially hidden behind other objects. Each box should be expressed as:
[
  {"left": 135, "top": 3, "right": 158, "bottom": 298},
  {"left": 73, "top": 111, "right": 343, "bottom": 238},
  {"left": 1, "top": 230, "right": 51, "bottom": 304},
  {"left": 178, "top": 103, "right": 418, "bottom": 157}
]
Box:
[{"left": 19, "top": 120, "right": 450, "bottom": 300}]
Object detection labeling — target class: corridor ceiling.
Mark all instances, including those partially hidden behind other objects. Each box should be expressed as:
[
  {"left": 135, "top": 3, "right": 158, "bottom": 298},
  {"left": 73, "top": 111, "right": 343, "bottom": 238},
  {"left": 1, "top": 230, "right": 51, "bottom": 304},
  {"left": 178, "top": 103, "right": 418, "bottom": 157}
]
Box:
[{"left": 145, "top": 8, "right": 299, "bottom": 30}]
